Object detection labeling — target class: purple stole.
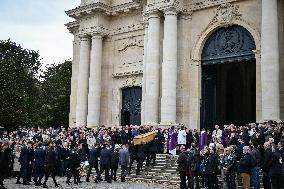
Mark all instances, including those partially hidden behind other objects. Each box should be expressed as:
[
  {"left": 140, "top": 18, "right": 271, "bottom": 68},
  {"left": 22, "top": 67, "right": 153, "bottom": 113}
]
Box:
[
  {"left": 168, "top": 129, "right": 177, "bottom": 151},
  {"left": 199, "top": 131, "right": 208, "bottom": 150}
]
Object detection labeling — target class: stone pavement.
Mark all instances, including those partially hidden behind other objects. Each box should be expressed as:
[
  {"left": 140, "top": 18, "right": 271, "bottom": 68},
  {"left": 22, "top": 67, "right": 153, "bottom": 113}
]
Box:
[{"left": 3, "top": 178, "right": 177, "bottom": 189}]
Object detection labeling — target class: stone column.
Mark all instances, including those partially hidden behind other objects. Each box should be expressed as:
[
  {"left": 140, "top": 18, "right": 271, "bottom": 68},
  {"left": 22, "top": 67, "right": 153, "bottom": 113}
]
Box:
[
  {"left": 161, "top": 9, "right": 178, "bottom": 124},
  {"left": 76, "top": 35, "right": 91, "bottom": 127},
  {"left": 144, "top": 12, "right": 161, "bottom": 124},
  {"left": 87, "top": 34, "right": 103, "bottom": 128},
  {"left": 141, "top": 22, "right": 148, "bottom": 125},
  {"left": 261, "top": 0, "right": 280, "bottom": 120},
  {"left": 69, "top": 35, "right": 80, "bottom": 127}
]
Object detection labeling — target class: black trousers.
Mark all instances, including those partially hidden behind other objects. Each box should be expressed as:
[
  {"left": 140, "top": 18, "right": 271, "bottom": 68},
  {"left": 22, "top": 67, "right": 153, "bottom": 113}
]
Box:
[
  {"left": 43, "top": 166, "right": 57, "bottom": 185},
  {"left": 34, "top": 165, "right": 44, "bottom": 184},
  {"left": 190, "top": 170, "right": 200, "bottom": 189},
  {"left": 179, "top": 171, "right": 187, "bottom": 189},
  {"left": 67, "top": 168, "right": 80, "bottom": 183},
  {"left": 225, "top": 172, "right": 236, "bottom": 189},
  {"left": 86, "top": 163, "right": 99, "bottom": 180},
  {"left": 111, "top": 168, "right": 118, "bottom": 180},
  {"left": 263, "top": 171, "right": 271, "bottom": 189},
  {"left": 271, "top": 175, "right": 283, "bottom": 189},
  {"left": 0, "top": 173, "right": 4, "bottom": 187},
  {"left": 208, "top": 173, "right": 219, "bottom": 189},
  {"left": 146, "top": 152, "right": 156, "bottom": 165},
  {"left": 99, "top": 164, "right": 110, "bottom": 182}
]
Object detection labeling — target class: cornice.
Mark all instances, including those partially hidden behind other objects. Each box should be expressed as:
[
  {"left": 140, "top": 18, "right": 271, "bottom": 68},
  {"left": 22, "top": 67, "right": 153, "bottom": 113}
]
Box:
[
  {"left": 66, "top": 2, "right": 111, "bottom": 19},
  {"left": 79, "top": 25, "right": 109, "bottom": 37},
  {"left": 146, "top": 0, "right": 183, "bottom": 13},
  {"left": 65, "top": 21, "right": 80, "bottom": 34},
  {"left": 112, "top": 2, "right": 142, "bottom": 15},
  {"left": 66, "top": 1, "right": 142, "bottom": 20},
  {"left": 186, "top": 0, "right": 245, "bottom": 12}
]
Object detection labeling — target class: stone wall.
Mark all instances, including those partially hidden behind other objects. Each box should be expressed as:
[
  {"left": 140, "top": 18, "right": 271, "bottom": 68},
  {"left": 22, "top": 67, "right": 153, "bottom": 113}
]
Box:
[{"left": 67, "top": 0, "right": 283, "bottom": 129}]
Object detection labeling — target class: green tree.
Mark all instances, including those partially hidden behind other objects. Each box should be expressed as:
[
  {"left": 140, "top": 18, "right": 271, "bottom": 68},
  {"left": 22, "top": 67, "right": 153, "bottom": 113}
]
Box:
[
  {"left": 39, "top": 61, "right": 72, "bottom": 128},
  {"left": 0, "top": 39, "right": 42, "bottom": 130}
]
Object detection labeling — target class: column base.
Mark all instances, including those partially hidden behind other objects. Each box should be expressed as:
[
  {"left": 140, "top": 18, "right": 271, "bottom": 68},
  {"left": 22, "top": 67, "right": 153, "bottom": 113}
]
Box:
[
  {"left": 86, "top": 124, "right": 99, "bottom": 128},
  {"left": 158, "top": 122, "right": 181, "bottom": 129},
  {"left": 258, "top": 119, "right": 282, "bottom": 124}
]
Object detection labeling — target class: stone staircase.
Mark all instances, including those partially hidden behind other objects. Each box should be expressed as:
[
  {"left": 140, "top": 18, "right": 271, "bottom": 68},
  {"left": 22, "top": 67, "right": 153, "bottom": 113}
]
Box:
[{"left": 83, "top": 154, "right": 264, "bottom": 188}]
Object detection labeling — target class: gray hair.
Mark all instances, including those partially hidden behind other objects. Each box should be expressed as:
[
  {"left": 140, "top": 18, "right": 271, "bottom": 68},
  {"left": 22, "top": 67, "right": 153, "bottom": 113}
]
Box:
[{"left": 243, "top": 146, "right": 250, "bottom": 153}]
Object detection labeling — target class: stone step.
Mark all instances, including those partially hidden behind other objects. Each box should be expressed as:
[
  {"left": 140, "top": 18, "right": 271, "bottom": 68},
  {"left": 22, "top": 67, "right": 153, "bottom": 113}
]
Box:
[
  {"left": 84, "top": 153, "right": 265, "bottom": 187},
  {"left": 153, "top": 165, "right": 164, "bottom": 168}
]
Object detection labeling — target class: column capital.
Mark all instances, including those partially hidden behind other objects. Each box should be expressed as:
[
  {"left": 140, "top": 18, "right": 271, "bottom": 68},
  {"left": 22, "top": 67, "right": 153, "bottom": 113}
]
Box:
[
  {"left": 163, "top": 8, "right": 178, "bottom": 16},
  {"left": 78, "top": 34, "right": 90, "bottom": 41},
  {"left": 147, "top": 10, "right": 162, "bottom": 19},
  {"left": 91, "top": 33, "right": 103, "bottom": 40}
]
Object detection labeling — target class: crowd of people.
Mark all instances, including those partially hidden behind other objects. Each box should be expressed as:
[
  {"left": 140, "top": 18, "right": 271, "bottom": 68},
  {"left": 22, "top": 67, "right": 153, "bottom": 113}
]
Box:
[
  {"left": 0, "top": 121, "right": 283, "bottom": 189},
  {"left": 176, "top": 123, "right": 284, "bottom": 189}
]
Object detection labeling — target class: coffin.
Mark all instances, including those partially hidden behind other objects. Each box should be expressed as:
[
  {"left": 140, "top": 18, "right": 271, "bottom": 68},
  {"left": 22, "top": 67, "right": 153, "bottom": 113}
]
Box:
[{"left": 133, "top": 131, "right": 158, "bottom": 145}]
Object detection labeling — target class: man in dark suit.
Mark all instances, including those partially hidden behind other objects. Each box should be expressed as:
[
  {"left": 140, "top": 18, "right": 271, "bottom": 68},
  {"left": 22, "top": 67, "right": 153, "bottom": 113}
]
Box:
[
  {"left": 19, "top": 141, "right": 33, "bottom": 185},
  {"left": 86, "top": 143, "right": 100, "bottom": 182},
  {"left": 33, "top": 142, "right": 45, "bottom": 186},
  {"left": 98, "top": 144, "right": 112, "bottom": 183},
  {"left": 42, "top": 143, "right": 59, "bottom": 188}
]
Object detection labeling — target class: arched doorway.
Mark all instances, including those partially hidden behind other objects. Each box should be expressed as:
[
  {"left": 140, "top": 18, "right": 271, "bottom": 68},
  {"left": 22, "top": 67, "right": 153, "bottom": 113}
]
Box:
[
  {"left": 201, "top": 25, "right": 256, "bottom": 129},
  {"left": 121, "top": 86, "right": 142, "bottom": 126}
]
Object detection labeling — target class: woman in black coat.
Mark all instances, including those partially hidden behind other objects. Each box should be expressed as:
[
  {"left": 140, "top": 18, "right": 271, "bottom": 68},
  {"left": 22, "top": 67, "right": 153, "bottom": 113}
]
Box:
[
  {"left": 268, "top": 146, "right": 283, "bottom": 189},
  {"left": 110, "top": 149, "right": 119, "bottom": 181},
  {"left": 0, "top": 142, "right": 11, "bottom": 189},
  {"left": 206, "top": 148, "right": 219, "bottom": 189}
]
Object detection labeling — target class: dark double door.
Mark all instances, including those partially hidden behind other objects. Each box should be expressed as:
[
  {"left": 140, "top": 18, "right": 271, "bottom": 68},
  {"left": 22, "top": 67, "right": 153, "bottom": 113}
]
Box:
[
  {"left": 201, "top": 62, "right": 256, "bottom": 129},
  {"left": 200, "top": 25, "right": 256, "bottom": 130},
  {"left": 121, "top": 87, "right": 142, "bottom": 126}
]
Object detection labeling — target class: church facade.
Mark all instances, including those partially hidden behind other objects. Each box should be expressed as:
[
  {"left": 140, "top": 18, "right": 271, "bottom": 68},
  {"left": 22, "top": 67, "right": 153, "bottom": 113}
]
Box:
[{"left": 66, "top": 0, "right": 284, "bottom": 129}]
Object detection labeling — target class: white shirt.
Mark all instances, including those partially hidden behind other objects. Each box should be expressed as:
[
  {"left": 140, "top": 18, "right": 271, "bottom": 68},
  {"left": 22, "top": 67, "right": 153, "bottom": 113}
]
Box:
[{"left": 177, "top": 129, "right": 187, "bottom": 145}]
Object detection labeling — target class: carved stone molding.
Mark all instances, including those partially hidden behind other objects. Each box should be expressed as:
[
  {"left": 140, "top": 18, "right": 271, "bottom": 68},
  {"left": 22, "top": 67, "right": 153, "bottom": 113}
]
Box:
[
  {"left": 112, "top": 70, "right": 143, "bottom": 78},
  {"left": 65, "top": 21, "right": 80, "bottom": 34},
  {"left": 79, "top": 25, "right": 109, "bottom": 37},
  {"left": 113, "top": 35, "right": 144, "bottom": 76},
  {"left": 66, "top": 2, "right": 112, "bottom": 19},
  {"left": 209, "top": 3, "right": 241, "bottom": 27},
  {"left": 66, "top": 1, "right": 142, "bottom": 19},
  {"left": 145, "top": 0, "right": 185, "bottom": 16},
  {"left": 110, "top": 23, "right": 144, "bottom": 36},
  {"left": 119, "top": 75, "right": 142, "bottom": 89},
  {"left": 186, "top": 0, "right": 245, "bottom": 12},
  {"left": 118, "top": 36, "right": 144, "bottom": 52},
  {"left": 191, "top": 3, "right": 261, "bottom": 64}
]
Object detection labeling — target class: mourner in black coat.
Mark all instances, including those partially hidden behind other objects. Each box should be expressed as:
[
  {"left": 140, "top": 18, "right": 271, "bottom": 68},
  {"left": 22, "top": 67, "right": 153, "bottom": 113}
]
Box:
[
  {"left": 67, "top": 148, "right": 81, "bottom": 185},
  {"left": 98, "top": 145, "right": 112, "bottom": 183},
  {"left": 0, "top": 142, "right": 11, "bottom": 189},
  {"left": 177, "top": 145, "right": 188, "bottom": 189},
  {"left": 110, "top": 149, "right": 119, "bottom": 181},
  {"left": 86, "top": 144, "right": 100, "bottom": 182},
  {"left": 42, "top": 145, "right": 59, "bottom": 188},
  {"left": 268, "top": 146, "right": 283, "bottom": 189},
  {"left": 33, "top": 143, "right": 45, "bottom": 186}
]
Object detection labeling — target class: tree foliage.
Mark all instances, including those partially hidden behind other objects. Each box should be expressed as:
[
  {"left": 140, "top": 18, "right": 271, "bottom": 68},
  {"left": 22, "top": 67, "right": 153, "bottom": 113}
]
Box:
[
  {"left": 0, "top": 39, "right": 41, "bottom": 129},
  {"left": 39, "top": 61, "right": 72, "bottom": 128},
  {"left": 0, "top": 39, "right": 72, "bottom": 130}
]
